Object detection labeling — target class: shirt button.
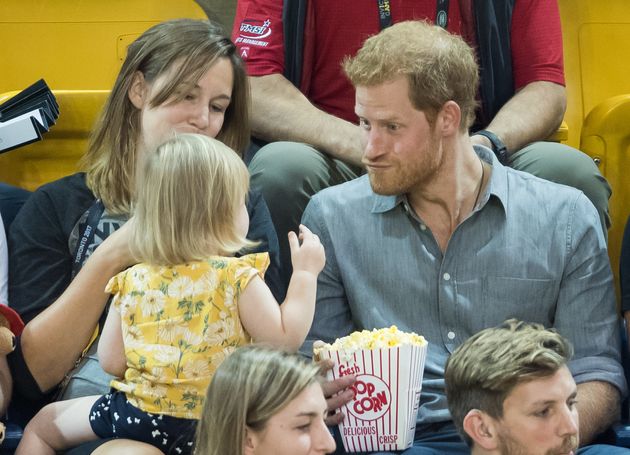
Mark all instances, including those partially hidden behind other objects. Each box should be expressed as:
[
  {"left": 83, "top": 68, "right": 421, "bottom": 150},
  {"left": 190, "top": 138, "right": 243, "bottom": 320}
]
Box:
[
  {"left": 420, "top": 224, "right": 427, "bottom": 231},
  {"left": 443, "top": 273, "right": 451, "bottom": 281},
  {"left": 447, "top": 331, "right": 456, "bottom": 340}
]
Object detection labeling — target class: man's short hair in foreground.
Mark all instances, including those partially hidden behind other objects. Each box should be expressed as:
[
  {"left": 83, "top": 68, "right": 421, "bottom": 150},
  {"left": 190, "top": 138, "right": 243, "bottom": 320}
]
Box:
[{"left": 445, "top": 319, "right": 579, "bottom": 454}]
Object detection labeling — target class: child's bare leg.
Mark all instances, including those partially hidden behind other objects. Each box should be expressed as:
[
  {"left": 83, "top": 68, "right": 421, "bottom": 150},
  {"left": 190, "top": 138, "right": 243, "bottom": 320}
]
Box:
[
  {"left": 16, "top": 395, "right": 101, "bottom": 455},
  {"left": 92, "top": 439, "right": 165, "bottom": 454}
]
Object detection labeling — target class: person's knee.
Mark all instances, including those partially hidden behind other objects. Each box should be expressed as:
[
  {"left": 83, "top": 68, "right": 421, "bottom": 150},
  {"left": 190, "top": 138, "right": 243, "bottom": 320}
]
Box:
[
  {"left": 510, "top": 142, "right": 611, "bottom": 229},
  {"left": 511, "top": 143, "right": 603, "bottom": 186},
  {"left": 249, "top": 142, "right": 326, "bottom": 194}
]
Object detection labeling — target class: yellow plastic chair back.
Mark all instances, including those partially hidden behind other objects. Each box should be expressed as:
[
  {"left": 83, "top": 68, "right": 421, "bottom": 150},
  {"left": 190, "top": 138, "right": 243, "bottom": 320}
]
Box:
[
  {"left": 580, "top": 96, "right": 630, "bottom": 295},
  {"left": 0, "top": 0, "right": 206, "bottom": 189},
  {"left": 558, "top": 0, "right": 630, "bottom": 299},
  {"left": 0, "top": 90, "right": 109, "bottom": 190}
]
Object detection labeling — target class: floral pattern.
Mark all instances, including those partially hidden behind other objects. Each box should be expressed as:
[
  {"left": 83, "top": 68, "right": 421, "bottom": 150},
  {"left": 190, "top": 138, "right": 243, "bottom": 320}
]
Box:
[{"left": 106, "top": 253, "right": 269, "bottom": 419}]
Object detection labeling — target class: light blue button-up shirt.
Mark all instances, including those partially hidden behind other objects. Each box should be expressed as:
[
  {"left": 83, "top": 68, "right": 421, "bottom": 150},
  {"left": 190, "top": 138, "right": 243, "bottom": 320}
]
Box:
[{"left": 302, "top": 146, "right": 625, "bottom": 425}]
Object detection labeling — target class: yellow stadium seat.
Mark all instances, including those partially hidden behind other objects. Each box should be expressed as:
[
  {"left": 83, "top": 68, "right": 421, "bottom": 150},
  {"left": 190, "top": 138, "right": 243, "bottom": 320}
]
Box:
[
  {"left": 558, "top": 0, "right": 630, "bottom": 300},
  {"left": 0, "top": 1, "right": 207, "bottom": 93},
  {"left": 0, "top": 0, "right": 207, "bottom": 189},
  {"left": 0, "top": 90, "right": 108, "bottom": 190},
  {"left": 559, "top": 0, "right": 630, "bottom": 148},
  {"left": 580, "top": 95, "right": 630, "bottom": 292}
]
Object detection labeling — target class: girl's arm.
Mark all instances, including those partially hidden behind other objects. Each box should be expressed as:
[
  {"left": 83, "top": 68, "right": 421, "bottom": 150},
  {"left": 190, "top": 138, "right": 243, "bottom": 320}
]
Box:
[
  {"left": 97, "top": 305, "right": 126, "bottom": 378},
  {"left": 238, "top": 225, "right": 325, "bottom": 351}
]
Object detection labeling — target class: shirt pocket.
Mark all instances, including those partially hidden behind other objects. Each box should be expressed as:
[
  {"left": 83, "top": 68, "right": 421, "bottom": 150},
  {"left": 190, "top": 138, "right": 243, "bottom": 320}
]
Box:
[{"left": 482, "top": 276, "right": 558, "bottom": 327}]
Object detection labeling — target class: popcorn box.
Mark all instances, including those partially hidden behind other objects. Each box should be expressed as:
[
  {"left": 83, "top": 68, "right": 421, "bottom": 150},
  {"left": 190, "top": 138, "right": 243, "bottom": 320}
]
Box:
[{"left": 315, "top": 327, "right": 427, "bottom": 452}]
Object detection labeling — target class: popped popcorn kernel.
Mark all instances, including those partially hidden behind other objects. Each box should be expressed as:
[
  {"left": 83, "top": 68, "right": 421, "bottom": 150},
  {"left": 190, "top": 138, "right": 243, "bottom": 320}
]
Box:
[{"left": 314, "top": 326, "right": 426, "bottom": 355}]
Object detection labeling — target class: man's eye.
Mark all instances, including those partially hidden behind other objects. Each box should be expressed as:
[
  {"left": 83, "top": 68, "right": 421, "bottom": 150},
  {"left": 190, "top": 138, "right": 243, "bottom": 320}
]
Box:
[
  {"left": 359, "top": 119, "right": 370, "bottom": 130},
  {"left": 387, "top": 123, "right": 400, "bottom": 131}
]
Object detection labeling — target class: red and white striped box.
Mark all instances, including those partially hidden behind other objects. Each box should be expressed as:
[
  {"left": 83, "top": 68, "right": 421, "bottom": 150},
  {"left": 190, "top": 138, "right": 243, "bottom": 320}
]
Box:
[{"left": 315, "top": 328, "right": 427, "bottom": 452}]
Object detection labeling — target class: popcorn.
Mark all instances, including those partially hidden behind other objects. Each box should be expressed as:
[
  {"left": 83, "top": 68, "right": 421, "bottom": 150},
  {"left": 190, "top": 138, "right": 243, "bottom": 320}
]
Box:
[
  {"left": 315, "top": 326, "right": 428, "bottom": 453},
  {"left": 314, "top": 326, "right": 426, "bottom": 353}
]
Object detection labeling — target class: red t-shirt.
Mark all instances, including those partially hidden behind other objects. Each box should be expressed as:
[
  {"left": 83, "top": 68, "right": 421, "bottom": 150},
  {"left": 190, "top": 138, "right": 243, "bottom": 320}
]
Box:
[{"left": 232, "top": 1, "right": 564, "bottom": 124}]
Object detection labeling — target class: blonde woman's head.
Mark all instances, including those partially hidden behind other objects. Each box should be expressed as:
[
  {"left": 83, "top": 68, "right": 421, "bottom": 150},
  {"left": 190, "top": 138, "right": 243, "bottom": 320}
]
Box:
[{"left": 195, "top": 345, "right": 331, "bottom": 455}]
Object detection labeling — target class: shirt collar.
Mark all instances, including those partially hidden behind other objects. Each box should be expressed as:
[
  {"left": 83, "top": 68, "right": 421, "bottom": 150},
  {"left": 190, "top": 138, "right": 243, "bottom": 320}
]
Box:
[
  {"left": 475, "top": 144, "right": 508, "bottom": 212},
  {"left": 370, "top": 144, "right": 509, "bottom": 214}
]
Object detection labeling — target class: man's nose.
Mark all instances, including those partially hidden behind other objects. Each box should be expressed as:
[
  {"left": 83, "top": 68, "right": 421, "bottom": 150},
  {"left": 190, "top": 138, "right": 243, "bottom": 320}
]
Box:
[
  {"left": 557, "top": 406, "right": 579, "bottom": 438},
  {"left": 364, "top": 129, "right": 386, "bottom": 160}
]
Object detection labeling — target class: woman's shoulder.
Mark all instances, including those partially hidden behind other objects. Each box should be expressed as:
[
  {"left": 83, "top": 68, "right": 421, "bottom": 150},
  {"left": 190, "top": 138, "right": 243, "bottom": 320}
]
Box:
[
  {"left": 27, "top": 173, "right": 94, "bottom": 214},
  {"left": 14, "top": 173, "right": 95, "bottom": 236},
  {"left": 36, "top": 172, "right": 91, "bottom": 198}
]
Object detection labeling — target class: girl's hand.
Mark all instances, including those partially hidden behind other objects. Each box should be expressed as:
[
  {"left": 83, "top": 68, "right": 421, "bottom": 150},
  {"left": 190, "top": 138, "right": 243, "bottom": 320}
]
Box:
[{"left": 288, "top": 224, "right": 325, "bottom": 276}]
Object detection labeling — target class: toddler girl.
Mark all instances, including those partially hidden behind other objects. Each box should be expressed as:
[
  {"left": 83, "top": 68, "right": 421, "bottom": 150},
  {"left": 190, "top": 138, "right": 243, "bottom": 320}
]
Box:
[{"left": 16, "top": 133, "right": 325, "bottom": 454}]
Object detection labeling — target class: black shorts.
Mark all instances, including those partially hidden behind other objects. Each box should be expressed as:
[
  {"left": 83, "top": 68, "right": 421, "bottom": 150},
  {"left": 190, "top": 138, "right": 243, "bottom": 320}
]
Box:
[{"left": 89, "top": 391, "right": 197, "bottom": 455}]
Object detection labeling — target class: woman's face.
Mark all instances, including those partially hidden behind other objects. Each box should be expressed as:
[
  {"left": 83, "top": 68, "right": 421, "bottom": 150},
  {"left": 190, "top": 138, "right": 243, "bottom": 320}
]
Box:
[
  {"left": 131, "top": 57, "right": 234, "bottom": 153},
  {"left": 246, "top": 383, "right": 336, "bottom": 455}
]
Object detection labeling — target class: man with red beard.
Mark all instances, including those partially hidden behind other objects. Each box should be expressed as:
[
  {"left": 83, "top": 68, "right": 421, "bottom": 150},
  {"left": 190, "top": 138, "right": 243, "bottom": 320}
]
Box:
[
  {"left": 445, "top": 319, "right": 581, "bottom": 455},
  {"left": 301, "top": 21, "right": 627, "bottom": 454},
  {"left": 232, "top": 0, "right": 611, "bottom": 295}
]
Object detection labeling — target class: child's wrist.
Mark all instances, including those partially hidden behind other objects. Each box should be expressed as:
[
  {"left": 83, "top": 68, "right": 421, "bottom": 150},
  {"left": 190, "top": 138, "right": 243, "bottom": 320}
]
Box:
[{"left": 291, "top": 269, "right": 318, "bottom": 281}]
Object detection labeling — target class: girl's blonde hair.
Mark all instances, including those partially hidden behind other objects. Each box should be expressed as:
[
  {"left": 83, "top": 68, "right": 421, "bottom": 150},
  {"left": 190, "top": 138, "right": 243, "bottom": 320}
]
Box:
[
  {"left": 82, "top": 18, "right": 250, "bottom": 215},
  {"left": 130, "top": 133, "right": 252, "bottom": 265},
  {"left": 195, "top": 345, "right": 322, "bottom": 455}
]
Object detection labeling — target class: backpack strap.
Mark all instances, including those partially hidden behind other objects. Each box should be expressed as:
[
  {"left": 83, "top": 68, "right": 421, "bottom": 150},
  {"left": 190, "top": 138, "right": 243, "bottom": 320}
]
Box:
[
  {"left": 282, "top": 0, "right": 308, "bottom": 87},
  {"left": 473, "top": 0, "right": 515, "bottom": 128}
]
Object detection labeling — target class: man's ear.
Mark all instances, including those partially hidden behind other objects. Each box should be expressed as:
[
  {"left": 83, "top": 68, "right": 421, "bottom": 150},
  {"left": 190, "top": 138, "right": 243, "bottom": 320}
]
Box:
[
  {"left": 243, "top": 426, "right": 258, "bottom": 455},
  {"left": 128, "top": 71, "right": 148, "bottom": 109},
  {"left": 462, "top": 409, "right": 500, "bottom": 452},
  {"left": 438, "top": 100, "right": 462, "bottom": 136}
]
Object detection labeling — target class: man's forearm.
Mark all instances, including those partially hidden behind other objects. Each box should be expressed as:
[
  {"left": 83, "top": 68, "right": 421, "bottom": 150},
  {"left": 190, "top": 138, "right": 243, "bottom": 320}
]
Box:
[
  {"left": 250, "top": 73, "right": 364, "bottom": 167},
  {"left": 472, "top": 81, "right": 566, "bottom": 154},
  {"left": 576, "top": 381, "right": 621, "bottom": 445}
]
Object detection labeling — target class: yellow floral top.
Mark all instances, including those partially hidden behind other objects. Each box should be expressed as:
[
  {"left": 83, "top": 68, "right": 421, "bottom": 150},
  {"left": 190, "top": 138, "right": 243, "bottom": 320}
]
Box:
[{"left": 105, "top": 253, "right": 269, "bottom": 419}]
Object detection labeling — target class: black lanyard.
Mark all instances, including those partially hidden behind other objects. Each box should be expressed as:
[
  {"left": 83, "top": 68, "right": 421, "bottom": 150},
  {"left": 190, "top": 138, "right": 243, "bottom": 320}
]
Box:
[
  {"left": 377, "top": 0, "right": 450, "bottom": 30},
  {"left": 71, "top": 199, "right": 105, "bottom": 279}
]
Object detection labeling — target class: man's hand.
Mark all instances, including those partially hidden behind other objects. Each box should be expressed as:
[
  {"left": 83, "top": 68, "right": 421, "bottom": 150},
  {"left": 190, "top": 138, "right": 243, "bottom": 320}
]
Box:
[{"left": 315, "top": 349, "right": 356, "bottom": 426}]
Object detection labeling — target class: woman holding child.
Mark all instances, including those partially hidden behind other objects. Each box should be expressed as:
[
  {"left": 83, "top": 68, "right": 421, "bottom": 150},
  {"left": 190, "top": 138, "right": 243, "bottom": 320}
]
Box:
[
  {"left": 16, "top": 134, "right": 324, "bottom": 454},
  {"left": 7, "top": 18, "right": 286, "bottom": 453}
]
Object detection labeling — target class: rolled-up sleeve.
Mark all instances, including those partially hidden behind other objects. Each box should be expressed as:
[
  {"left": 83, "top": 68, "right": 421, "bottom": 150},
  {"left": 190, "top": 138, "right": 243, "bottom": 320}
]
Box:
[{"left": 557, "top": 193, "right": 626, "bottom": 396}]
